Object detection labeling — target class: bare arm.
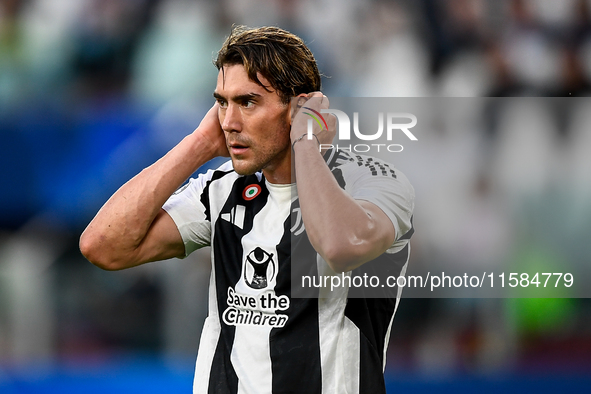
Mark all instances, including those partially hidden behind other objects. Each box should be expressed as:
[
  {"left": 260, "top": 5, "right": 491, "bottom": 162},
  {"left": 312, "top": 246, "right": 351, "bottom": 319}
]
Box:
[
  {"left": 80, "top": 104, "right": 228, "bottom": 270},
  {"left": 291, "top": 94, "right": 396, "bottom": 273}
]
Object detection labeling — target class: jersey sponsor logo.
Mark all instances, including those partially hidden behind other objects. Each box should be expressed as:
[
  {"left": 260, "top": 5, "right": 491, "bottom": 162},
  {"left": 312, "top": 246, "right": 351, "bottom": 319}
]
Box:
[
  {"left": 243, "top": 184, "right": 261, "bottom": 200},
  {"left": 220, "top": 205, "right": 246, "bottom": 229},
  {"left": 244, "top": 247, "right": 276, "bottom": 289},
  {"left": 222, "top": 287, "right": 290, "bottom": 328}
]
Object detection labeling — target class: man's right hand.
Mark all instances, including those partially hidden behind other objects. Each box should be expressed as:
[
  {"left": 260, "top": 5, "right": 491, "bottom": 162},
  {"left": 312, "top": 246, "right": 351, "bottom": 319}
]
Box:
[{"left": 193, "top": 103, "right": 230, "bottom": 159}]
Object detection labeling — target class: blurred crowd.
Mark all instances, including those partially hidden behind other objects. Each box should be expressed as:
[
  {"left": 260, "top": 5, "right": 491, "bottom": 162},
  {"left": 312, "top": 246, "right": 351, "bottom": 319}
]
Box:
[
  {"left": 3, "top": 0, "right": 591, "bottom": 106},
  {"left": 1, "top": 0, "right": 591, "bottom": 380}
]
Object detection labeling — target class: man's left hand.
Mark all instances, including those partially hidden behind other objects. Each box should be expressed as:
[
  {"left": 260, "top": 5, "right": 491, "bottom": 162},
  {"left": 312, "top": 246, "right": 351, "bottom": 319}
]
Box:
[{"left": 290, "top": 92, "right": 336, "bottom": 150}]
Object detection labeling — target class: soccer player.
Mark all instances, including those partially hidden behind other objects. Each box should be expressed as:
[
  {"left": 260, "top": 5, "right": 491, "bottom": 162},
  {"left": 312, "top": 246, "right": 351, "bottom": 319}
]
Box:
[{"left": 80, "top": 26, "right": 414, "bottom": 394}]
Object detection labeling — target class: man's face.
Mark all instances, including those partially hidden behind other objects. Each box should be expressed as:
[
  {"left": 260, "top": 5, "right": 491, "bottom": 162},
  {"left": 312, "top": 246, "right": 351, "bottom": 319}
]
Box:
[{"left": 214, "top": 64, "right": 292, "bottom": 182}]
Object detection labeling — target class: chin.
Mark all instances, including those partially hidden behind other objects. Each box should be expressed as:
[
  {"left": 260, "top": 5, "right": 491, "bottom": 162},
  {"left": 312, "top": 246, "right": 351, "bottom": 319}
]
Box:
[{"left": 231, "top": 159, "right": 259, "bottom": 176}]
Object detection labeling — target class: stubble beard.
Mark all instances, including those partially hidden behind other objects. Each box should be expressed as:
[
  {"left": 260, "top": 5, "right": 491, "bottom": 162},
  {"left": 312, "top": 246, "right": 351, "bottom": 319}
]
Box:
[{"left": 231, "top": 120, "right": 291, "bottom": 176}]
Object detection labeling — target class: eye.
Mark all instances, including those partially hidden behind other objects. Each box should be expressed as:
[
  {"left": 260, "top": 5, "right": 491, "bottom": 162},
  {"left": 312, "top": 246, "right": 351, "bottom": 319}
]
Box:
[
  {"left": 242, "top": 100, "right": 255, "bottom": 109},
  {"left": 216, "top": 98, "right": 227, "bottom": 109}
]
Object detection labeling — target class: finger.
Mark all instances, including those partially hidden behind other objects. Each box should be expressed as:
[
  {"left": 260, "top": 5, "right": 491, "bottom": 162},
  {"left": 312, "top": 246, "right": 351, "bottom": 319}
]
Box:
[
  {"left": 291, "top": 96, "right": 308, "bottom": 120},
  {"left": 307, "top": 92, "right": 324, "bottom": 104},
  {"left": 327, "top": 112, "right": 337, "bottom": 129},
  {"left": 308, "top": 92, "right": 329, "bottom": 109},
  {"left": 302, "top": 95, "right": 326, "bottom": 111}
]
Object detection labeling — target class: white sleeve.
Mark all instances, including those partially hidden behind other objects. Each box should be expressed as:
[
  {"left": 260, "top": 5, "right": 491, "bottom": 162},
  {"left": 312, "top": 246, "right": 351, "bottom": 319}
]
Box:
[
  {"left": 337, "top": 160, "right": 415, "bottom": 242},
  {"left": 162, "top": 171, "right": 213, "bottom": 257}
]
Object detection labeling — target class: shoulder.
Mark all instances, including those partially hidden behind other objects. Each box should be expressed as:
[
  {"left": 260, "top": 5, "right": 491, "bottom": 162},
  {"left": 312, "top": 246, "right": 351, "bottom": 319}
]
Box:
[
  {"left": 197, "top": 159, "right": 237, "bottom": 183},
  {"left": 165, "top": 160, "right": 262, "bottom": 224},
  {"left": 325, "top": 149, "right": 415, "bottom": 240},
  {"left": 326, "top": 149, "right": 413, "bottom": 194},
  {"left": 326, "top": 148, "right": 398, "bottom": 174},
  {"left": 176, "top": 160, "right": 239, "bottom": 193},
  {"left": 178, "top": 160, "right": 267, "bottom": 203}
]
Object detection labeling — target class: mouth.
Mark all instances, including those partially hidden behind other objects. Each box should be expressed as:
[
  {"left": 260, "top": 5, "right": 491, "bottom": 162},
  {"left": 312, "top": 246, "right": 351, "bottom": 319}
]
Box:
[{"left": 228, "top": 142, "right": 250, "bottom": 155}]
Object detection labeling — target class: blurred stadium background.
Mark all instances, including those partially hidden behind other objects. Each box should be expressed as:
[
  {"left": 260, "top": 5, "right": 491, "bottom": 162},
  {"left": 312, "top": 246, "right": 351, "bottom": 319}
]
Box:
[{"left": 1, "top": 0, "right": 591, "bottom": 392}]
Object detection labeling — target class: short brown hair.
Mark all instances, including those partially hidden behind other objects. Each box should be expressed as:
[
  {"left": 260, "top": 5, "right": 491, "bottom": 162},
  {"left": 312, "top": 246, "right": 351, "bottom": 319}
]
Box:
[{"left": 215, "top": 26, "right": 321, "bottom": 104}]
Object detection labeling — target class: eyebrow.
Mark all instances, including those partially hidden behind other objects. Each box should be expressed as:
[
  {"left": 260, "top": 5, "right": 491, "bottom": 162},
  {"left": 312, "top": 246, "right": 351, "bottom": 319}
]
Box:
[{"left": 213, "top": 92, "right": 261, "bottom": 103}]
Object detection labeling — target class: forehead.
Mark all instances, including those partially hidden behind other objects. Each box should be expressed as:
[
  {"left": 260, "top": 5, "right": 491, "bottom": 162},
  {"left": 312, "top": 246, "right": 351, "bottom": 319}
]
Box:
[{"left": 215, "top": 64, "right": 276, "bottom": 98}]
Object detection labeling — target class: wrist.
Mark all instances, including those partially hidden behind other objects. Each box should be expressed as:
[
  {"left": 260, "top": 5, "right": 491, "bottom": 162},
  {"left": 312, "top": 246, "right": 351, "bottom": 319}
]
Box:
[
  {"left": 181, "top": 133, "right": 217, "bottom": 168},
  {"left": 292, "top": 133, "right": 320, "bottom": 151},
  {"left": 190, "top": 128, "right": 226, "bottom": 158}
]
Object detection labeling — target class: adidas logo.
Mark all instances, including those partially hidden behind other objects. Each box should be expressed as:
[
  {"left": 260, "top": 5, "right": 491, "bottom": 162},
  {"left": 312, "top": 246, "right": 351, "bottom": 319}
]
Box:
[{"left": 221, "top": 205, "right": 246, "bottom": 229}]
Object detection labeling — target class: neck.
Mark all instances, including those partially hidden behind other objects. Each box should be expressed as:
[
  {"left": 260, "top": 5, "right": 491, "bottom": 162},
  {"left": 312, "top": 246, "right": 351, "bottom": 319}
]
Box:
[{"left": 262, "top": 148, "right": 293, "bottom": 184}]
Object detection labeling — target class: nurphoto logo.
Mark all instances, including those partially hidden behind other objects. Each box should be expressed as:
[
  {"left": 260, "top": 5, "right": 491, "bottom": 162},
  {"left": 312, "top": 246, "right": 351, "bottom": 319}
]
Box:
[
  {"left": 302, "top": 107, "right": 328, "bottom": 131},
  {"left": 305, "top": 109, "right": 418, "bottom": 153}
]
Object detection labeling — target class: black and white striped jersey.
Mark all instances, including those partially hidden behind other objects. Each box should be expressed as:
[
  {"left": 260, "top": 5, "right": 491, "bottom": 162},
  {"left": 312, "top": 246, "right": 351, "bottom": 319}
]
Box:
[{"left": 163, "top": 147, "right": 415, "bottom": 394}]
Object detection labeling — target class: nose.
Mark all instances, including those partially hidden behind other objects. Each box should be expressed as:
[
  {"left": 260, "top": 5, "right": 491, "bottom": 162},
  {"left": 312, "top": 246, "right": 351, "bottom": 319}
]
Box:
[{"left": 221, "top": 103, "right": 242, "bottom": 132}]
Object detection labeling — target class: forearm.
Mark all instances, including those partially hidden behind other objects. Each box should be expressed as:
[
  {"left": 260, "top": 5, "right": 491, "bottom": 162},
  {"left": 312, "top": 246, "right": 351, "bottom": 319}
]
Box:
[
  {"left": 80, "top": 132, "right": 215, "bottom": 267},
  {"left": 293, "top": 140, "right": 389, "bottom": 272}
]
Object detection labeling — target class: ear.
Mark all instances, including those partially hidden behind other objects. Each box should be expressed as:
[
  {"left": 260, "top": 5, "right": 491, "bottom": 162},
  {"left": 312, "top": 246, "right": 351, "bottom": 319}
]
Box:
[{"left": 289, "top": 93, "right": 309, "bottom": 124}]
